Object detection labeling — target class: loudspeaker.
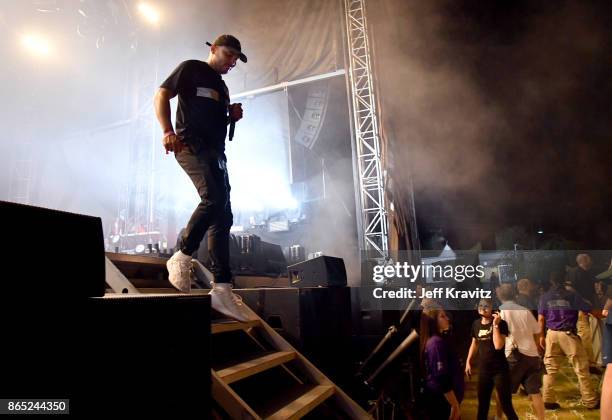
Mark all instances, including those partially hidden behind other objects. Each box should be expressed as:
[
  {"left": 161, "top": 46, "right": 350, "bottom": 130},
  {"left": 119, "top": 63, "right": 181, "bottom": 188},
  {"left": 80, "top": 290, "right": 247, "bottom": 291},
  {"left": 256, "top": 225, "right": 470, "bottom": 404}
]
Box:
[
  {"left": 183, "top": 229, "right": 287, "bottom": 276},
  {"left": 1, "top": 201, "right": 106, "bottom": 298},
  {"left": 0, "top": 290, "right": 211, "bottom": 416},
  {"left": 287, "top": 255, "right": 347, "bottom": 287},
  {"left": 80, "top": 294, "right": 212, "bottom": 417}
]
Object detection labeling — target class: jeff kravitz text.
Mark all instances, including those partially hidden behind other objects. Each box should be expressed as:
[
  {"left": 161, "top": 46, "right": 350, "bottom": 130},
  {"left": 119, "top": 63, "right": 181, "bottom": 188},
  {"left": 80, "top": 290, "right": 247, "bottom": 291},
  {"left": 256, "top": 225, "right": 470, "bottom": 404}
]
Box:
[{"left": 372, "top": 287, "right": 492, "bottom": 299}]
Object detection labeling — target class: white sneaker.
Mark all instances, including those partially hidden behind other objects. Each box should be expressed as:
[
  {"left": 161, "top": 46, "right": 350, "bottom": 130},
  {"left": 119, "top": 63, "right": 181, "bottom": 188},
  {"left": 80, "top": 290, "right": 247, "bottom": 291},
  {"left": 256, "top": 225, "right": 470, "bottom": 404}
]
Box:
[
  {"left": 209, "top": 284, "right": 255, "bottom": 322},
  {"left": 166, "top": 251, "right": 192, "bottom": 293}
]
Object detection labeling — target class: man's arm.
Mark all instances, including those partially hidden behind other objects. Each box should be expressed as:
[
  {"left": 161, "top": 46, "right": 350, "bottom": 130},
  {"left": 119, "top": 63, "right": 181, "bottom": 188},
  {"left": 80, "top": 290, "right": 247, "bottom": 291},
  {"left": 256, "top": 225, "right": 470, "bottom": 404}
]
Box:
[
  {"left": 492, "top": 315, "right": 505, "bottom": 350},
  {"left": 154, "top": 88, "right": 183, "bottom": 154},
  {"left": 537, "top": 314, "right": 546, "bottom": 351},
  {"left": 154, "top": 88, "right": 176, "bottom": 133},
  {"left": 603, "top": 297, "right": 612, "bottom": 317},
  {"left": 529, "top": 315, "right": 543, "bottom": 355}
]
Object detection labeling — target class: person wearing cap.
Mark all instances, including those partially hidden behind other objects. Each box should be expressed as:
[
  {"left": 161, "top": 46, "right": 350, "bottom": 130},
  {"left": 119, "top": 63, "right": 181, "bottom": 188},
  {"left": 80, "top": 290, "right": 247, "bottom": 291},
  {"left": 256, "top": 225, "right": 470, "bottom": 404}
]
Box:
[
  {"left": 154, "top": 34, "right": 253, "bottom": 322},
  {"left": 566, "top": 253, "right": 601, "bottom": 372},
  {"left": 538, "top": 271, "right": 599, "bottom": 410}
]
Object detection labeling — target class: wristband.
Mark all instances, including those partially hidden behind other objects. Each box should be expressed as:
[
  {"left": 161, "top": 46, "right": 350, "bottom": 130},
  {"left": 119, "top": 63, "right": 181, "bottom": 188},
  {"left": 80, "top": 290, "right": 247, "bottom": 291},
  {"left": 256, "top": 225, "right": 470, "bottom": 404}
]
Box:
[{"left": 163, "top": 130, "right": 175, "bottom": 138}]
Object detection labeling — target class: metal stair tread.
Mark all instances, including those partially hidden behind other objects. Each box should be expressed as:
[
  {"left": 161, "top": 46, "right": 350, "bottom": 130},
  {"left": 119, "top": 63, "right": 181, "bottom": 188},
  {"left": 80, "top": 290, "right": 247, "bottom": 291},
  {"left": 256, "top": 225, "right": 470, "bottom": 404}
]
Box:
[
  {"left": 216, "top": 351, "right": 297, "bottom": 384},
  {"left": 264, "top": 385, "right": 335, "bottom": 420},
  {"left": 211, "top": 319, "right": 260, "bottom": 334}
]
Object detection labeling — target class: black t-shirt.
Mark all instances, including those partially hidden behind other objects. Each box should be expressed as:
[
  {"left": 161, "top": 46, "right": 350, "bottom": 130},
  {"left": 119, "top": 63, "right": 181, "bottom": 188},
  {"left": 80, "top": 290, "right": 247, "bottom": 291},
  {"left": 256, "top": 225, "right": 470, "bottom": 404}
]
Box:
[
  {"left": 160, "top": 60, "right": 229, "bottom": 152},
  {"left": 566, "top": 266, "right": 596, "bottom": 304},
  {"left": 471, "top": 318, "right": 509, "bottom": 373}
]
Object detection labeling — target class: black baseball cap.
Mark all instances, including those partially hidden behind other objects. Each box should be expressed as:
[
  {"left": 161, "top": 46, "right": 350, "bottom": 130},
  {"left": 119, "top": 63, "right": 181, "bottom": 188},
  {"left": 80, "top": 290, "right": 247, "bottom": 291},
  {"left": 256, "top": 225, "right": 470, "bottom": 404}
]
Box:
[{"left": 206, "top": 34, "right": 247, "bottom": 63}]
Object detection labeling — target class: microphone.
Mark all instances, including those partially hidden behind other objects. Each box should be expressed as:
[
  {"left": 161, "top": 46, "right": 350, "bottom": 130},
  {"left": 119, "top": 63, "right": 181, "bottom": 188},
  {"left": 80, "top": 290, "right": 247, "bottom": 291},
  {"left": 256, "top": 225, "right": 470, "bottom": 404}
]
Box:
[
  {"left": 229, "top": 119, "right": 235, "bottom": 141},
  {"left": 228, "top": 103, "right": 241, "bottom": 141}
]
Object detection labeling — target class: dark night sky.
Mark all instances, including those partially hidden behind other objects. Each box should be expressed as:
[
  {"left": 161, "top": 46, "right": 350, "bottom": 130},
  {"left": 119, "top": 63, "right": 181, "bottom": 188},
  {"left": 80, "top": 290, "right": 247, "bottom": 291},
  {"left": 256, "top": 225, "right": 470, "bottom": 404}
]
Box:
[{"left": 372, "top": 0, "right": 612, "bottom": 249}]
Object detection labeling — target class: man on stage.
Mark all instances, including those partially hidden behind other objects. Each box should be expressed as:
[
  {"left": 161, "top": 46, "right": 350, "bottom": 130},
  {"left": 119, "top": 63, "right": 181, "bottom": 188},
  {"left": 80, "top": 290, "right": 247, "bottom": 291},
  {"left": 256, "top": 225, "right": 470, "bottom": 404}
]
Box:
[{"left": 154, "top": 34, "right": 253, "bottom": 322}]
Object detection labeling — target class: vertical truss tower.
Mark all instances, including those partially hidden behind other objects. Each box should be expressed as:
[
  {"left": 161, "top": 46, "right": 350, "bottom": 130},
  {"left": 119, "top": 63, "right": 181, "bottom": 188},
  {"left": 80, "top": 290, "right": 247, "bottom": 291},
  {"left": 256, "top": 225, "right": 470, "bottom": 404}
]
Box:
[
  {"left": 343, "top": 0, "right": 389, "bottom": 260},
  {"left": 8, "top": 140, "right": 34, "bottom": 205},
  {"left": 117, "top": 38, "right": 165, "bottom": 250}
]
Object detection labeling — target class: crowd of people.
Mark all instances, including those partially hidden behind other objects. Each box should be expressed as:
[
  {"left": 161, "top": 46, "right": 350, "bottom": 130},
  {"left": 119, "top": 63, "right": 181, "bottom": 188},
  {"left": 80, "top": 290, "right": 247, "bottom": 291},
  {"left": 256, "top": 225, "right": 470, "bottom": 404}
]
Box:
[{"left": 418, "top": 253, "right": 612, "bottom": 419}]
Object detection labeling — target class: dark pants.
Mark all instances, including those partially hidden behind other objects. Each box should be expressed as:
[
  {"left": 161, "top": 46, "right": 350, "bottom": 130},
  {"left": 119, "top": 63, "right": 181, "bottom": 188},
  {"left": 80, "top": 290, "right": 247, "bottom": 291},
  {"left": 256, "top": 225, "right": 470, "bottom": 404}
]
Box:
[
  {"left": 422, "top": 390, "right": 451, "bottom": 420},
  {"left": 477, "top": 370, "right": 518, "bottom": 420},
  {"left": 175, "top": 144, "right": 233, "bottom": 284}
]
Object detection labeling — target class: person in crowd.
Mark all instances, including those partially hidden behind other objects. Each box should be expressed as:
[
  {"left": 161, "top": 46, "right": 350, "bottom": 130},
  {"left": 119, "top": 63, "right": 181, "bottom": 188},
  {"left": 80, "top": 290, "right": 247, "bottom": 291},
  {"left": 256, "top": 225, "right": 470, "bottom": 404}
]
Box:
[
  {"left": 539, "top": 271, "right": 599, "bottom": 409},
  {"left": 497, "top": 284, "right": 546, "bottom": 420},
  {"left": 566, "top": 253, "right": 600, "bottom": 372},
  {"left": 465, "top": 298, "right": 518, "bottom": 420},
  {"left": 601, "top": 295, "right": 611, "bottom": 416},
  {"left": 596, "top": 260, "right": 612, "bottom": 368},
  {"left": 515, "top": 278, "right": 539, "bottom": 318},
  {"left": 489, "top": 271, "right": 501, "bottom": 308},
  {"left": 420, "top": 304, "right": 464, "bottom": 420},
  {"left": 590, "top": 279, "right": 608, "bottom": 367}
]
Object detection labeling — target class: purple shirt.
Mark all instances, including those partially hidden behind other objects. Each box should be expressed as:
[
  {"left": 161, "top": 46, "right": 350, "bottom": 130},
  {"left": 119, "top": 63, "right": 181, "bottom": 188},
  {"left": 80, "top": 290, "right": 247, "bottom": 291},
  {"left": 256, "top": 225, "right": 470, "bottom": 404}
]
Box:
[
  {"left": 424, "top": 335, "right": 465, "bottom": 402},
  {"left": 538, "top": 287, "right": 590, "bottom": 331}
]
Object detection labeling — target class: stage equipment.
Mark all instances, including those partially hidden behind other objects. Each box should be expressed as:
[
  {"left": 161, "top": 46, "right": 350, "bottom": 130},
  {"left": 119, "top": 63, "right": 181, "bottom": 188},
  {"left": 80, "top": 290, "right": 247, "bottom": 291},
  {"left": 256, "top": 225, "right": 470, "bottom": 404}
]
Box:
[
  {"left": 293, "top": 83, "right": 329, "bottom": 149},
  {"left": 110, "top": 231, "right": 164, "bottom": 254},
  {"left": 236, "top": 287, "right": 352, "bottom": 385},
  {"left": 366, "top": 329, "right": 418, "bottom": 385},
  {"left": 106, "top": 252, "right": 175, "bottom": 289},
  {"left": 186, "top": 231, "right": 287, "bottom": 276},
  {"left": 83, "top": 294, "right": 211, "bottom": 416},
  {"left": 343, "top": 0, "right": 389, "bottom": 261},
  {"left": 357, "top": 298, "right": 419, "bottom": 379},
  {"left": 289, "top": 244, "right": 306, "bottom": 264},
  {"left": 268, "top": 219, "right": 289, "bottom": 232},
  {"left": 287, "top": 255, "right": 347, "bottom": 287},
  {"left": 229, "top": 118, "right": 235, "bottom": 140},
  {"left": 1, "top": 200, "right": 105, "bottom": 298}
]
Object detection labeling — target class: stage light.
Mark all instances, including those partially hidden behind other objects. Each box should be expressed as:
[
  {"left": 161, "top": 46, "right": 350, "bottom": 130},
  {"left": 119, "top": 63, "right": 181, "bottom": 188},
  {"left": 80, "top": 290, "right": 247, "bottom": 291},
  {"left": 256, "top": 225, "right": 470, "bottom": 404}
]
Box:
[
  {"left": 285, "top": 197, "right": 299, "bottom": 210},
  {"left": 21, "top": 34, "right": 52, "bottom": 57},
  {"left": 537, "top": 229, "right": 544, "bottom": 234},
  {"left": 137, "top": 3, "right": 160, "bottom": 25}
]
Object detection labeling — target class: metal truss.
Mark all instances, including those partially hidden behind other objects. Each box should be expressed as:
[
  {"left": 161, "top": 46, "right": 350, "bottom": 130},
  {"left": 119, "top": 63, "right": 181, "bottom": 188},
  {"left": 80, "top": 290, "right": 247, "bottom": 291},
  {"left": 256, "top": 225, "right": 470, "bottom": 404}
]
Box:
[
  {"left": 344, "top": 0, "right": 389, "bottom": 260},
  {"left": 8, "top": 140, "right": 34, "bottom": 204},
  {"left": 118, "top": 41, "right": 165, "bottom": 250}
]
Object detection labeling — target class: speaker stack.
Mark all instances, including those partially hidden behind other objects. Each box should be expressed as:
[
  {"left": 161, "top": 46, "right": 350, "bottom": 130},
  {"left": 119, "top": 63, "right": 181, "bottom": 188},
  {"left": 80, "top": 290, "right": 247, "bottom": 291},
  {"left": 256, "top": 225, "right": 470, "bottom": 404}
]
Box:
[{"left": 0, "top": 201, "right": 211, "bottom": 416}]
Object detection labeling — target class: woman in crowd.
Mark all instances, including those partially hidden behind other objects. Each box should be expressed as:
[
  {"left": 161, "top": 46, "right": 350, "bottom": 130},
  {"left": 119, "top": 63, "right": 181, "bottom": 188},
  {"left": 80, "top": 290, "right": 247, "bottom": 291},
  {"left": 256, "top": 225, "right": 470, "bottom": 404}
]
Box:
[
  {"left": 420, "top": 304, "right": 464, "bottom": 420},
  {"left": 465, "top": 298, "right": 518, "bottom": 420}
]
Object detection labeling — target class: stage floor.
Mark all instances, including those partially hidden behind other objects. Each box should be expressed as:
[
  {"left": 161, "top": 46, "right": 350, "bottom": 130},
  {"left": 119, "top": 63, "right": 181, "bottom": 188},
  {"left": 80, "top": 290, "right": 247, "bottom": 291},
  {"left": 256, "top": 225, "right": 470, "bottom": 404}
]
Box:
[{"left": 461, "top": 362, "right": 603, "bottom": 419}]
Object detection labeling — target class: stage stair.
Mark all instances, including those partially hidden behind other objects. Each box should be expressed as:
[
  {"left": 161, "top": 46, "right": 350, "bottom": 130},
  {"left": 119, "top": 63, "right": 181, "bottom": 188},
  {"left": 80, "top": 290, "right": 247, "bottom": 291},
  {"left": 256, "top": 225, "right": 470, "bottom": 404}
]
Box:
[
  {"left": 210, "top": 310, "right": 371, "bottom": 420},
  {"left": 105, "top": 252, "right": 369, "bottom": 419}
]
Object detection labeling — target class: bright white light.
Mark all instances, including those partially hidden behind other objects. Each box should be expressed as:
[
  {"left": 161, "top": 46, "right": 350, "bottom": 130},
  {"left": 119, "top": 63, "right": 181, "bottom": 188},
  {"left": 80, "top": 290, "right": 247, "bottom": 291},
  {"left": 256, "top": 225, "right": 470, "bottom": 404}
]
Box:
[
  {"left": 138, "top": 3, "right": 160, "bottom": 25},
  {"left": 287, "top": 197, "right": 298, "bottom": 209},
  {"left": 21, "top": 34, "right": 52, "bottom": 57}
]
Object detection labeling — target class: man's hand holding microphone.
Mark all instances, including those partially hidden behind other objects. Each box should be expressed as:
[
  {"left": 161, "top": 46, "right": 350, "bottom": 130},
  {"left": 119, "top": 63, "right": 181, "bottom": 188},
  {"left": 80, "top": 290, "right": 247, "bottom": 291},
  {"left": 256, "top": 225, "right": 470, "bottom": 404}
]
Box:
[
  {"left": 162, "top": 103, "right": 242, "bottom": 154},
  {"left": 229, "top": 103, "right": 243, "bottom": 122}
]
